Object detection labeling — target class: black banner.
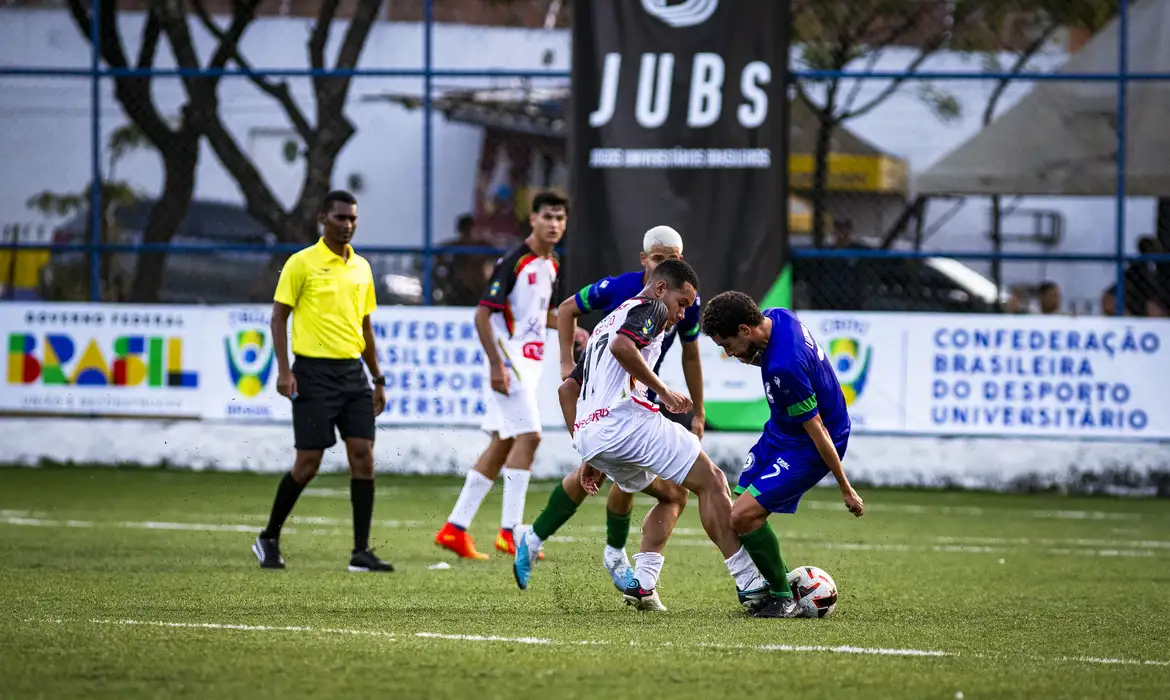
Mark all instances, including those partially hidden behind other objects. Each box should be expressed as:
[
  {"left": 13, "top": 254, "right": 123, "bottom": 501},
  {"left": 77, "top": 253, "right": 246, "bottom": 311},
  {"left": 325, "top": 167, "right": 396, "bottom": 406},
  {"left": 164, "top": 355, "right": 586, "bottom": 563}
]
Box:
[{"left": 568, "top": 0, "right": 791, "bottom": 305}]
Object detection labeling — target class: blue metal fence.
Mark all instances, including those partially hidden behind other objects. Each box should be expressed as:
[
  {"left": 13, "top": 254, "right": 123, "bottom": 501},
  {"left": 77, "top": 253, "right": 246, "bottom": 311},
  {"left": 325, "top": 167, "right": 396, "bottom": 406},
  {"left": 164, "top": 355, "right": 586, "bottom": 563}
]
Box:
[{"left": 2, "top": 0, "right": 1169, "bottom": 314}]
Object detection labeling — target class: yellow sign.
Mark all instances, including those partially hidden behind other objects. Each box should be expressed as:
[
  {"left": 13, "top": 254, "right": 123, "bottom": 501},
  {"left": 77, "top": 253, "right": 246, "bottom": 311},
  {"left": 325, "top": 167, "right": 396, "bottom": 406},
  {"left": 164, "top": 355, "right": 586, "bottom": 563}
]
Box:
[{"left": 789, "top": 154, "right": 908, "bottom": 194}]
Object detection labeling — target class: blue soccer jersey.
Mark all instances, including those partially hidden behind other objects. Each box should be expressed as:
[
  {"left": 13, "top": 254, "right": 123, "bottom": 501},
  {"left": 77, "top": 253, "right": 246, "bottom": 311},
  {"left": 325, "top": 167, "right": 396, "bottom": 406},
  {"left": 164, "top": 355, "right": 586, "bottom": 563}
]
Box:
[
  {"left": 574, "top": 270, "right": 700, "bottom": 374},
  {"left": 759, "top": 308, "right": 851, "bottom": 447},
  {"left": 734, "top": 309, "right": 852, "bottom": 514}
]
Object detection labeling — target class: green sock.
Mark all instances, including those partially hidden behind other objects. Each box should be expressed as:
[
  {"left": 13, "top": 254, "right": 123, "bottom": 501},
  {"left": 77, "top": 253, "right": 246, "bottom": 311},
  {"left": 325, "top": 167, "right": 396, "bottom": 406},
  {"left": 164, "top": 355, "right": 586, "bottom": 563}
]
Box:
[
  {"left": 532, "top": 483, "right": 579, "bottom": 541},
  {"left": 605, "top": 509, "right": 631, "bottom": 550},
  {"left": 739, "top": 522, "right": 792, "bottom": 598}
]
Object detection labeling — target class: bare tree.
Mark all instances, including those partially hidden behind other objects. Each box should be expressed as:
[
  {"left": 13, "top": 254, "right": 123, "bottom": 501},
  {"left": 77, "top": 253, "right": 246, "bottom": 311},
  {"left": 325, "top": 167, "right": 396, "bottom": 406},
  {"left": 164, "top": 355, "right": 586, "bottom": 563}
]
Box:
[
  {"left": 161, "top": 0, "right": 385, "bottom": 247},
  {"left": 63, "top": 0, "right": 259, "bottom": 301},
  {"left": 793, "top": 0, "right": 973, "bottom": 248}
]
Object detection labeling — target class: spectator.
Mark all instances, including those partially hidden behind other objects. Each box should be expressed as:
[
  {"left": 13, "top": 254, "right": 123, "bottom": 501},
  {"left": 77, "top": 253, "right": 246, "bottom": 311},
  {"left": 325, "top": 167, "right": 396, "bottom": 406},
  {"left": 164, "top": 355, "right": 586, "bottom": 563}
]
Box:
[
  {"left": 1123, "top": 236, "right": 1163, "bottom": 316},
  {"left": 478, "top": 184, "right": 520, "bottom": 246},
  {"left": 1036, "top": 280, "right": 1063, "bottom": 315},
  {"left": 434, "top": 213, "right": 495, "bottom": 307},
  {"left": 1101, "top": 284, "right": 1118, "bottom": 316}
]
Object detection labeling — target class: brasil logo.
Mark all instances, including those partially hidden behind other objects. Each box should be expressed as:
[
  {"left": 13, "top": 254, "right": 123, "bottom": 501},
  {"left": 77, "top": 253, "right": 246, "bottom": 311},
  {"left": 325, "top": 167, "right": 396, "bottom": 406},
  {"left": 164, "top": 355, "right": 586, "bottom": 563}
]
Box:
[
  {"left": 826, "top": 336, "right": 871, "bottom": 406},
  {"left": 225, "top": 329, "right": 274, "bottom": 397}
]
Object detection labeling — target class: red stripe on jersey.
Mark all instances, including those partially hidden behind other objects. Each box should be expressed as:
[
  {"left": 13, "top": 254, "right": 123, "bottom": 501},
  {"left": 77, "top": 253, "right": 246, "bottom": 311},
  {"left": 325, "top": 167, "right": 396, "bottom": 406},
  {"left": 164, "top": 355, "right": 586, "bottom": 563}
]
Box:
[
  {"left": 617, "top": 327, "right": 649, "bottom": 347},
  {"left": 632, "top": 396, "right": 660, "bottom": 412},
  {"left": 514, "top": 253, "right": 539, "bottom": 276},
  {"left": 504, "top": 303, "right": 515, "bottom": 337},
  {"left": 479, "top": 300, "right": 506, "bottom": 310}
]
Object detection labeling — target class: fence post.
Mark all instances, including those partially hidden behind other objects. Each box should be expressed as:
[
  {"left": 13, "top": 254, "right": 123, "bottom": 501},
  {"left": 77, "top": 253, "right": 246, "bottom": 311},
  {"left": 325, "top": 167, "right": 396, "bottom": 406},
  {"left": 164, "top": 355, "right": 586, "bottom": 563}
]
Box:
[
  {"left": 89, "top": 0, "right": 103, "bottom": 303},
  {"left": 422, "top": 0, "right": 435, "bottom": 306},
  {"left": 1114, "top": 0, "right": 1129, "bottom": 316}
]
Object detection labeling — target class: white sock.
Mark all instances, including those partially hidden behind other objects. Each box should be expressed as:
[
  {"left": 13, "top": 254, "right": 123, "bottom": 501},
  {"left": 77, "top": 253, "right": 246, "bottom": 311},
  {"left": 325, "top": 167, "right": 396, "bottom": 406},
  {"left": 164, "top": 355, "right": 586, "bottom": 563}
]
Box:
[
  {"left": 725, "top": 546, "right": 767, "bottom": 591},
  {"left": 501, "top": 467, "right": 531, "bottom": 531},
  {"left": 632, "top": 551, "right": 665, "bottom": 590},
  {"left": 447, "top": 470, "right": 494, "bottom": 529}
]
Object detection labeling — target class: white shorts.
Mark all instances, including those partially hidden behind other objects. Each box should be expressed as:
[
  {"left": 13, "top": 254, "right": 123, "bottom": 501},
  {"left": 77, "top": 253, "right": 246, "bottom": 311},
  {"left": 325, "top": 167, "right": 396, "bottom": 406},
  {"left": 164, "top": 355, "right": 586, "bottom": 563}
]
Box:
[
  {"left": 578, "top": 412, "right": 701, "bottom": 493},
  {"left": 481, "top": 377, "right": 541, "bottom": 439}
]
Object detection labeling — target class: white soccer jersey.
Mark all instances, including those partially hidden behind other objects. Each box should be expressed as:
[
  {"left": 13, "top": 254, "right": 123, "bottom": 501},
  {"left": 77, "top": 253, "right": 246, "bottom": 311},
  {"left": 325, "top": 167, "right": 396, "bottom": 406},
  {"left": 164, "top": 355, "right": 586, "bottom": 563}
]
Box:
[
  {"left": 572, "top": 296, "right": 670, "bottom": 455},
  {"left": 479, "top": 243, "right": 560, "bottom": 375}
]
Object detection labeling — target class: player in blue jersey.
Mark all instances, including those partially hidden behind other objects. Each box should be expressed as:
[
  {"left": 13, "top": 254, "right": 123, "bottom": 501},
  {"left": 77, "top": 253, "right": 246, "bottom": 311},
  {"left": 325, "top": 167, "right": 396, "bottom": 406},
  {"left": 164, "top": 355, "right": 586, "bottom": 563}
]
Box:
[
  {"left": 700, "top": 291, "right": 865, "bottom": 618},
  {"left": 534, "top": 226, "right": 706, "bottom": 591}
]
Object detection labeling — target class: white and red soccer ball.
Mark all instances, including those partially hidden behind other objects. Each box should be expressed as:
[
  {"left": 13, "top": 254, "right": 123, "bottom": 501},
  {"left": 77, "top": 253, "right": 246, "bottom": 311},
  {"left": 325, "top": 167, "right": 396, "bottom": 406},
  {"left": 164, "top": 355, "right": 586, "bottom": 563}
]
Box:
[{"left": 787, "top": 565, "right": 839, "bottom": 618}]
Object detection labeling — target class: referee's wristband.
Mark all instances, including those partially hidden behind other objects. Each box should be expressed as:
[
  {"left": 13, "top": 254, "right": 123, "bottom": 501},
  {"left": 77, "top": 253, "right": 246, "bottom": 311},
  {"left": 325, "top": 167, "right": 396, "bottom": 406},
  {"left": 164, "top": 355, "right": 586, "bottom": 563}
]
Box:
[{"left": 372, "top": 375, "right": 386, "bottom": 386}]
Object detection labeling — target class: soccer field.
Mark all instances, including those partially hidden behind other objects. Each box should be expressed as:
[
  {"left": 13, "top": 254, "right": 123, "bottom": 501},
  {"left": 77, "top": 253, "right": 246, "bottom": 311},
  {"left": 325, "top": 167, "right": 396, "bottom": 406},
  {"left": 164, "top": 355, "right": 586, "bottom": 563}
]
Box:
[{"left": 1, "top": 467, "right": 1167, "bottom": 699}]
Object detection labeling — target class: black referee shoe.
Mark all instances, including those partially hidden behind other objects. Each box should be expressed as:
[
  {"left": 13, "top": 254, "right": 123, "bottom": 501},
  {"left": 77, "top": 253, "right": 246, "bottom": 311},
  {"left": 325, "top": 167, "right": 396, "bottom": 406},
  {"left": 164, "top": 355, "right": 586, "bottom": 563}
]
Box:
[
  {"left": 252, "top": 535, "right": 285, "bottom": 570},
  {"left": 348, "top": 548, "right": 394, "bottom": 573}
]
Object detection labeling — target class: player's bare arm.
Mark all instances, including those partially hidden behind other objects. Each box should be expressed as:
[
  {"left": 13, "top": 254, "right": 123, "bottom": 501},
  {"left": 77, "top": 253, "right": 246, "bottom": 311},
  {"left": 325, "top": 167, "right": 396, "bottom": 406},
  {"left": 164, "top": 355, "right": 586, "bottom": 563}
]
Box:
[
  {"left": 801, "top": 413, "right": 864, "bottom": 517},
  {"left": 361, "top": 315, "right": 386, "bottom": 415},
  {"left": 609, "top": 334, "right": 691, "bottom": 415},
  {"left": 474, "top": 305, "right": 509, "bottom": 396},
  {"left": 556, "top": 296, "right": 583, "bottom": 380},
  {"left": 558, "top": 376, "right": 580, "bottom": 435},
  {"left": 271, "top": 302, "right": 296, "bottom": 399},
  {"left": 680, "top": 340, "right": 705, "bottom": 437}
]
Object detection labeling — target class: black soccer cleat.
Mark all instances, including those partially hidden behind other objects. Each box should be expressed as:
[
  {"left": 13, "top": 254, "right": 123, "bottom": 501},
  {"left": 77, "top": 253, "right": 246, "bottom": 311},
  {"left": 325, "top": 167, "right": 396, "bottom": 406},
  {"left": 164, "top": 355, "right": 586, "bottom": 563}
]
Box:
[
  {"left": 253, "top": 535, "right": 285, "bottom": 570},
  {"left": 349, "top": 548, "right": 394, "bottom": 573},
  {"left": 750, "top": 594, "right": 802, "bottom": 619}
]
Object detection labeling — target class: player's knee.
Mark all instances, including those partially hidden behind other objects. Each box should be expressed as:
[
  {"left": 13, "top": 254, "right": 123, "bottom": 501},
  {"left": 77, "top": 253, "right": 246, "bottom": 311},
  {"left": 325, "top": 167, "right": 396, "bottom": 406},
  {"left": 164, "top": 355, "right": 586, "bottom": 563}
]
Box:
[
  {"left": 659, "top": 482, "right": 689, "bottom": 509},
  {"left": 687, "top": 457, "right": 727, "bottom": 495},
  {"left": 292, "top": 452, "right": 323, "bottom": 482},
  {"left": 347, "top": 441, "right": 375, "bottom": 479},
  {"left": 730, "top": 498, "right": 766, "bottom": 535}
]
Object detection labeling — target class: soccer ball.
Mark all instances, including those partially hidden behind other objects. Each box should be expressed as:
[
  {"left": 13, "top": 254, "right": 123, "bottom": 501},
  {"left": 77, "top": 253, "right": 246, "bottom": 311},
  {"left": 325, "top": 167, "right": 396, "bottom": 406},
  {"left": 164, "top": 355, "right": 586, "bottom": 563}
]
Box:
[{"left": 786, "top": 565, "right": 839, "bottom": 618}]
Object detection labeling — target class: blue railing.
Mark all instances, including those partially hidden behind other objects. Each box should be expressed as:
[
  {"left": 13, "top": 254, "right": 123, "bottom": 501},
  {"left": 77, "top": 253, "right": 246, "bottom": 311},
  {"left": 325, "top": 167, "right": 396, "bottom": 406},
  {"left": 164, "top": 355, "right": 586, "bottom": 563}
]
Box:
[{"left": 0, "top": 0, "right": 1157, "bottom": 315}]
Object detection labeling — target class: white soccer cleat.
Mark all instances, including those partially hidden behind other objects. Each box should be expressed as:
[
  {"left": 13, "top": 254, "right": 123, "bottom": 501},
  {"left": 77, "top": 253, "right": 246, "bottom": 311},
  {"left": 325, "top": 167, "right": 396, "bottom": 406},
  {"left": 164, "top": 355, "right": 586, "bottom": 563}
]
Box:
[
  {"left": 623, "top": 578, "right": 668, "bottom": 612},
  {"left": 603, "top": 546, "right": 633, "bottom": 591}
]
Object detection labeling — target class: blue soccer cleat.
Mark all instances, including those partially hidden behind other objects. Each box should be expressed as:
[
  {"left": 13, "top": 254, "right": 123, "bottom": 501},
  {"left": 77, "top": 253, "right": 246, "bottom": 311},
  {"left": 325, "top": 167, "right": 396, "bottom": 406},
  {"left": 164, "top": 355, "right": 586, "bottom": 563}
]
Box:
[{"left": 512, "top": 526, "right": 541, "bottom": 590}]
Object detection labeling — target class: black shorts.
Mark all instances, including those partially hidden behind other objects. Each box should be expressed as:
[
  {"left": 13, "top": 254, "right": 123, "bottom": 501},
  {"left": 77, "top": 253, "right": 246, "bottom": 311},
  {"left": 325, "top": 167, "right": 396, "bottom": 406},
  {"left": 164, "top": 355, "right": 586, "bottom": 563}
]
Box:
[{"left": 292, "top": 356, "right": 375, "bottom": 451}]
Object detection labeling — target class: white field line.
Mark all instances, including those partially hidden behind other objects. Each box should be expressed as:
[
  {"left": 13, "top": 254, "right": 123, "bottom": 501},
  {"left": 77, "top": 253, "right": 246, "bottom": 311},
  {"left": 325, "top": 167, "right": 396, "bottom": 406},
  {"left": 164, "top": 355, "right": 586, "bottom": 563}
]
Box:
[
  {"left": 26, "top": 618, "right": 1170, "bottom": 668},
  {"left": 295, "top": 489, "right": 1155, "bottom": 521},
  {"left": 2, "top": 511, "right": 1166, "bottom": 559}
]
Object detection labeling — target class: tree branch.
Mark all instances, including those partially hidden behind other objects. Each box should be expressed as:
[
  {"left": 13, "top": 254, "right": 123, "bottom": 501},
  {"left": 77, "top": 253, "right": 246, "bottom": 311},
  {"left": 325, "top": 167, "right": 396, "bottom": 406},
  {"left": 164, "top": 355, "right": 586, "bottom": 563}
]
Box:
[
  {"left": 982, "top": 21, "right": 1059, "bottom": 125},
  {"left": 155, "top": 0, "right": 287, "bottom": 235},
  {"left": 191, "top": 0, "right": 313, "bottom": 141},
  {"left": 839, "top": 49, "right": 882, "bottom": 116},
  {"left": 335, "top": 0, "right": 384, "bottom": 71},
  {"left": 841, "top": 43, "right": 938, "bottom": 121},
  {"left": 136, "top": 10, "right": 162, "bottom": 69},
  {"left": 309, "top": 0, "right": 341, "bottom": 71},
  {"left": 65, "top": 0, "right": 174, "bottom": 147}
]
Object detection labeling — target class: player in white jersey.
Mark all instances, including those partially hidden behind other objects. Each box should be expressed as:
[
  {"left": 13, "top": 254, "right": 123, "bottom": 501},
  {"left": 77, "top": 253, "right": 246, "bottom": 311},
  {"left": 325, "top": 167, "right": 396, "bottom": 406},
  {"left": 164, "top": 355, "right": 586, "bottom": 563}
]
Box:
[
  {"left": 434, "top": 192, "right": 566, "bottom": 560},
  {"left": 513, "top": 260, "right": 769, "bottom": 612}
]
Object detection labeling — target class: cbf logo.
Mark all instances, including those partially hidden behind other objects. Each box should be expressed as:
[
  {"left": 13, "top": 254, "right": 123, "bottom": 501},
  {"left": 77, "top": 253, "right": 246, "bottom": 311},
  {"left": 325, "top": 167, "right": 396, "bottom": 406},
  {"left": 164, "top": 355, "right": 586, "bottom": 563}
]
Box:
[
  {"left": 825, "top": 334, "right": 872, "bottom": 407},
  {"left": 224, "top": 329, "right": 274, "bottom": 397},
  {"left": 642, "top": 0, "right": 719, "bottom": 27}
]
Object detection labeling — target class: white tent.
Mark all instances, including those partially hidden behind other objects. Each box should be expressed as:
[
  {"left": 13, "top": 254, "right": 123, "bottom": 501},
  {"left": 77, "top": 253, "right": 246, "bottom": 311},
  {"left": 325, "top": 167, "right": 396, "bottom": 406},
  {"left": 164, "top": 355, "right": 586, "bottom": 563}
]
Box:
[{"left": 916, "top": 0, "right": 1170, "bottom": 197}]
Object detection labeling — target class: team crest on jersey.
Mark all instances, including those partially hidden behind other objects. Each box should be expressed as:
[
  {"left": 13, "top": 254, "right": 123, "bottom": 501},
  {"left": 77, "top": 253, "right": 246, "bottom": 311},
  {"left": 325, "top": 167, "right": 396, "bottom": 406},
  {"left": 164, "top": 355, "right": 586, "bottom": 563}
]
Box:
[
  {"left": 743, "top": 452, "right": 755, "bottom": 471},
  {"left": 764, "top": 381, "right": 774, "bottom": 404},
  {"left": 641, "top": 315, "right": 655, "bottom": 336},
  {"left": 489, "top": 280, "right": 501, "bottom": 297}
]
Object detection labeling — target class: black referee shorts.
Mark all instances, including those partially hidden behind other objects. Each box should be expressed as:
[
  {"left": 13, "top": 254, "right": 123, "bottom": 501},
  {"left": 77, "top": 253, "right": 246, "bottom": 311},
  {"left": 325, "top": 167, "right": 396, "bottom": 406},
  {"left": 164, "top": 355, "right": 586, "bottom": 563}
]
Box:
[{"left": 291, "top": 356, "right": 375, "bottom": 451}]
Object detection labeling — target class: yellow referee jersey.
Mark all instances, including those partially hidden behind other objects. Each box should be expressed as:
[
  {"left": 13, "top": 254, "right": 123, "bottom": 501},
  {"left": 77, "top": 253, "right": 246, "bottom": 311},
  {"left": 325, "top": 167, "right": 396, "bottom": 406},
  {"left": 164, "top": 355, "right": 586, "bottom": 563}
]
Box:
[{"left": 274, "top": 237, "right": 377, "bottom": 359}]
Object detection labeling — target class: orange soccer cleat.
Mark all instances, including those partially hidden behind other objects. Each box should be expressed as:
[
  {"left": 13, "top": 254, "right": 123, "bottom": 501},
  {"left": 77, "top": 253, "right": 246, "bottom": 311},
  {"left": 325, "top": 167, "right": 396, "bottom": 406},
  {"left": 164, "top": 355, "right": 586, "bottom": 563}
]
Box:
[
  {"left": 496, "top": 528, "right": 544, "bottom": 560},
  {"left": 434, "top": 522, "right": 489, "bottom": 560}
]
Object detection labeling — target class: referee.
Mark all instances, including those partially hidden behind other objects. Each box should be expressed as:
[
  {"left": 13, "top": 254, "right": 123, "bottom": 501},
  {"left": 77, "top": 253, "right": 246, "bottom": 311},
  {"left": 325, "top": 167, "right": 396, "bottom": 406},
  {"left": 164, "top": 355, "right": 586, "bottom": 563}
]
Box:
[{"left": 252, "top": 190, "right": 392, "bottom": 573}]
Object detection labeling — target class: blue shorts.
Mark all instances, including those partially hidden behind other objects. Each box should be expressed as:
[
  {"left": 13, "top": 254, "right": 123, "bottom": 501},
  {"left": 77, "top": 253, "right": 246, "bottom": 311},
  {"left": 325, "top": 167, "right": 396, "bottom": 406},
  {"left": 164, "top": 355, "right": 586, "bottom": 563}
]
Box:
[{"left": 733, "top": 433, "right": 850, "bottom": 514}]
